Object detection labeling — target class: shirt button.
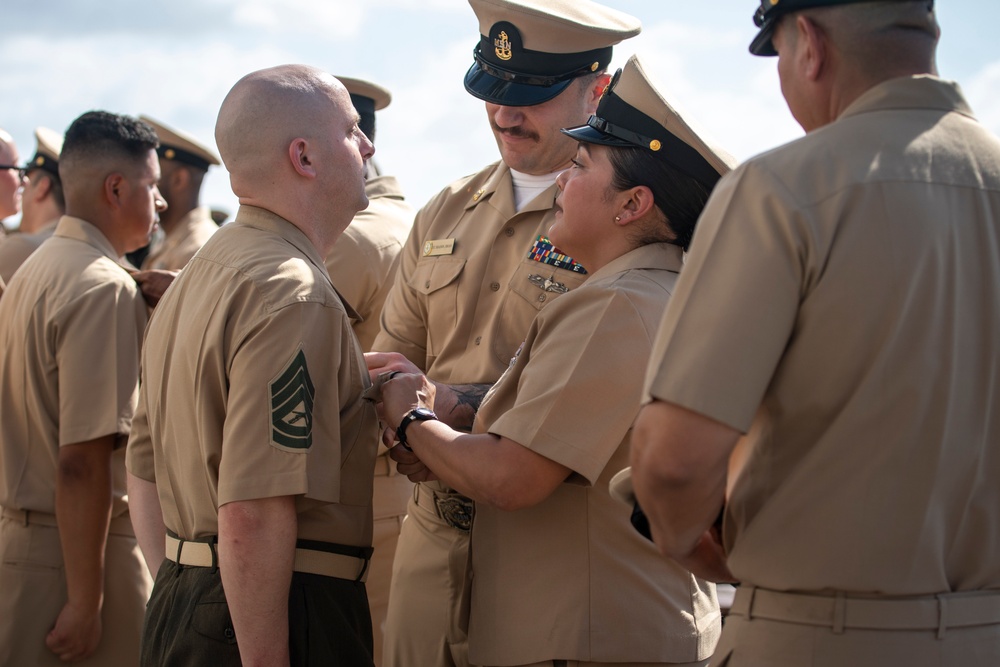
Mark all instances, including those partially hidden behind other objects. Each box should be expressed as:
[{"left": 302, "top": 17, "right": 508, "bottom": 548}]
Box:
[
  {"left": 490, "top": 282, "right": 500, "bottom": 291},
  {"left": 537, "top": 294, "right": 546, "bottom": 303},
  {"left": 505, "top": 227, "right": 515, "bottom": 237},
  {"left": 424, "top": 280, "right": 431, "bottom": 288},
  {"left": 475, "top": 336, "right": 482, "bottom": 345}
]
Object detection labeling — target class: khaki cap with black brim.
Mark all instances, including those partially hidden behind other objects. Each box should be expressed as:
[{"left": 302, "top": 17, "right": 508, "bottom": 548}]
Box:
[
  {"left": 139, "top": 114, "right": 220, "bottom": 171},
  {"left": 337, "top": 75, "right": 393, "bottom": 117},
  {"left": 464, "top": 0, "right": 640, "bottom": 107},
  {"left": 26, "top": 127, "right": 64, "bottom": 177},
  {"left": 749, "top": 0, "right": 935, "bottom": 56},
  {"left": 562, "top": 54, "right": 737, "bottom": 191}
]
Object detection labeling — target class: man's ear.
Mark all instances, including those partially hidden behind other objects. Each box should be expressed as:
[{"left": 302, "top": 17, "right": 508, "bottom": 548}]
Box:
[
  {"left": 798, "top": 14, "right": 827, "bottom": 82},
  {"left": 585, "top": 72, "right": 613, "bottom": 114},
  {"left": 104, "top": 172, "right": 126, "bottom": 209},
  {"left": 288, "top": 138, "right": 317, "bottom": 179},
  {"left": 30, "top": 173, "right": 52, "bottom": 202},
  {"left": 172, "top": 165, "right": 190, "bottom": 190}
]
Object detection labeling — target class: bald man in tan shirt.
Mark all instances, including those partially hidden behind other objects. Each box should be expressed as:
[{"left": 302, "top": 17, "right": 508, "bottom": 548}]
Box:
[{"left": 127, "top": 65, "right": 380, "bottom": 667}]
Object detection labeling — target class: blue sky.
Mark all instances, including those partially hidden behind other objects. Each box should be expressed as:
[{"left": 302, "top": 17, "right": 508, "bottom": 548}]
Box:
[{"left": 2, "top": 0, "right": 997, "bottom": 224}]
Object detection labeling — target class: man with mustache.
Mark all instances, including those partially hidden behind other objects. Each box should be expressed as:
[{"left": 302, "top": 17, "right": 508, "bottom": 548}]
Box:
[{"left": 366, "top": 1, "right": 640, "bottom": 665}]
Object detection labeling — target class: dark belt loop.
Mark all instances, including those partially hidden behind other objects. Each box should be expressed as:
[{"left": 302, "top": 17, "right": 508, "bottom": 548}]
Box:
[
  {"left": 833, "top": 592, "right": 846, "bottom": 634},
  {"left": 355, "top": 557, "right": 370, "bottom": 583},
  {"left": 936, "top": 594, "right": 948, "bottom": 640},
  {"left": 210, "top": 536, "right": 219, "bottom": 573},
  {"left": 21, "top": 510, "right": 30, "bottom": 527}
]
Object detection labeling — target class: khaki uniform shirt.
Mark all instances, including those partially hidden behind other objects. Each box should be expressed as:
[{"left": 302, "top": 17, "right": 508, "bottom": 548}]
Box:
[
  {"left": 469, "top": 244, "right": 719, "bottom": 665},
  {"left": 0, "top": 221, "right": 57, "bottom": 283},
  {"left": 646, "top": 76, "right": 1000, "bottom": 594},
  {"left": 141, "top": 205, "right": 217, "bottom": 271},
  {"left": 374, "top": 161, "right": 587, "bottom": 383},
  {"left": 126, "top": 206, "right": 379, "bottom": 546},
  {"left": 0, "top": 216, "right": 147, "bottom": 518},
  {"left": 326, "top": 175, "right": 414, "bottom": 352}
]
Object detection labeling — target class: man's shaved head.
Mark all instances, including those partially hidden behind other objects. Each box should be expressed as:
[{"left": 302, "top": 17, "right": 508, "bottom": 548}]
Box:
[
  {"left": 214, "top": 64, "right": 374, "bottom": 254},
  {"left": 216, "top": 64, "right": 357, "bottom": 194}
]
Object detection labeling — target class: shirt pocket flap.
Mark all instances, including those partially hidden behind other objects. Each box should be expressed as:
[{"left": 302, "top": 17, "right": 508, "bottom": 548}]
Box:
[{"left": 409, "top": 257, "right": 466, "bottom": 296}]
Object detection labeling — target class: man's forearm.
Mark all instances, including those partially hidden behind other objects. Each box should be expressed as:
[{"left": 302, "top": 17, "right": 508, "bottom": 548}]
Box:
[
  {"left": 630, "top": 400, "right": 741, "bottom": 561},
  {"left": 218, "top": 496, "right": 297, "bottom": 667},
  {"left": 56, "top": 436, "right": 116, "bottom": 616},
  {"left": 127, "top": 472, "right": 166, "bottom": 578},
  {"left": 432, "top": 382, "right": 492, "bottom": 431}
]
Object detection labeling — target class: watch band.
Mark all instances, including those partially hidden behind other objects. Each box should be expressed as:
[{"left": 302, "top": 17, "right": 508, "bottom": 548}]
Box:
[{"left": 396, "top": 407, "right": 438, "bottom": 449}]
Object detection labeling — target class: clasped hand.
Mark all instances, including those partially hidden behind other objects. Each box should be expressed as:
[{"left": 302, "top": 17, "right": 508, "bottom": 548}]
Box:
[{"left": 365, "top": 352, "right": 438, "bottom": 482}]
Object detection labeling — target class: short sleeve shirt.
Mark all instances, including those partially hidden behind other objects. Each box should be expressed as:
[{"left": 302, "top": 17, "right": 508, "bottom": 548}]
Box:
[
  {"left": 141, "top": 205, "right": 217, "bottom": 271},
  {"left": 0, "top": 216, "right": 147, "bottom": 517},
  {"left": 645, "top": 76, "right": 1000, "bottom": 594},
  {"left": 468, "top": 244, "right": 720, "bottom": 665},
  {"left": 373, "top": 161, "right": 588, "bottom": 384},
  {"left": 127, "top": 206, "right": 379, "bottom": 546},
  {"left": 0, "top": 221, "right": 57, "bottom": 283}
]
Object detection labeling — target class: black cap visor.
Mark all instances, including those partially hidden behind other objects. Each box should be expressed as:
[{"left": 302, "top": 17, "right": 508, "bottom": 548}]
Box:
[
  {"left": 561, "top": 119, "right": 643, "bottom": 149},
  {"left": 464, "top": 62, "right": 573, "bottom": 106},
  {"left": 749, "top": 14, "right": 780, "bottom": 56},
  {"left": 157, "top": 144, "right": 212, "bottom": 171},
  {"left": 563, "top": 92, "right": 725, "bottom": 191}
]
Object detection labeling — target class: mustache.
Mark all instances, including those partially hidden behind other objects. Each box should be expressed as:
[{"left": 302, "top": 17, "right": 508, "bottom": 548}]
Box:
[{"left": 491, "top": 122, "right": 540, "bottom": 141}]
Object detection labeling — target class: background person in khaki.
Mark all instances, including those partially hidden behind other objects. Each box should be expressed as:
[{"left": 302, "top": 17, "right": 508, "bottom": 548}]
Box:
[
  {"left": 0, "top": 128, "right": 24, "bottom": 294},
  {"left": 126, "top": 64, "right": 380, "bottom": 666},
  {"left": 379, "top": 54, "right": 732, "bottom": 667},
  {"left": 367, "top": 1, "right": 639, "bottom": 665},
  {"left": 326, "top": 75, "right": 415, "bottom": 667},
  {"left": 0, "top": 127, "right": 65, "bottom": 284},
  {"left": 630, "top": 1, "right": 1000, "bottom": 664},
  {"left": 137, "top": 114, "right": 220, "bottom": 271},
  {"left": 0, "top": 110, "right": 164, "bottom": 665}
]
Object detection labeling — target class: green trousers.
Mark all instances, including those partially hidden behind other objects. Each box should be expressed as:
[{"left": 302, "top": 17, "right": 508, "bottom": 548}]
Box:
[{"left": 140, "top": 559, "right": 374, "bottom": 666}]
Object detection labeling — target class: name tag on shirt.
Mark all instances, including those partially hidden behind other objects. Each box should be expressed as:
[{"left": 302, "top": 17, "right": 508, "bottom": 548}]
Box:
[{"left": 423, "top": 238, "right": 456, "bottom": 257}]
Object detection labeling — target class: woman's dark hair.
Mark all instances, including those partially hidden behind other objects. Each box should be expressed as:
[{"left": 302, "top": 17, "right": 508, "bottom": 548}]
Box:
[{"left": 606, "top": 146, "right": 712, "bottom": 251}]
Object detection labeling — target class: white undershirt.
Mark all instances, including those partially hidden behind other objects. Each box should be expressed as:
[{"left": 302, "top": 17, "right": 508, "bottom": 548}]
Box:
[{"left": 510, "top": 168, "right": 563, "bottom": 213}]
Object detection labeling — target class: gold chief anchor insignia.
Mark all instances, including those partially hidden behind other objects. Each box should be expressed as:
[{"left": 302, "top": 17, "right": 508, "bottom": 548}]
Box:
[
  {"left": 495, "top": 31, "right": 512, "bottom": 61},
  {"left": 528, "top": 274, "right": 569, "bottom": 294}
]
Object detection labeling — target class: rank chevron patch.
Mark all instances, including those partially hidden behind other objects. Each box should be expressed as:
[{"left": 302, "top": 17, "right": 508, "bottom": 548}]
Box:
[{"left": 270, "top": 349, "right": 315, "bottom": 450}]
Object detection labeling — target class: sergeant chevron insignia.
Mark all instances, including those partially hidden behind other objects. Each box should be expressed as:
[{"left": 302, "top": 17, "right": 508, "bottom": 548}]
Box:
[{"left": 270, "top": 349, "right": 315, "bottom": 449}]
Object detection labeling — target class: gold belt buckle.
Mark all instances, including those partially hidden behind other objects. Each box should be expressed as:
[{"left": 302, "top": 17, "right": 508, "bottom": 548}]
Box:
[{"left": 435, "top": 495, "right": 474, "bottom": 532}]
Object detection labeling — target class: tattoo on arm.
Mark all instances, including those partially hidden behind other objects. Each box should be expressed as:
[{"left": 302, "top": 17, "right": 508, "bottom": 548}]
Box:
[{"left": 444, "top": 383, "right": 493, "bottom": 432}]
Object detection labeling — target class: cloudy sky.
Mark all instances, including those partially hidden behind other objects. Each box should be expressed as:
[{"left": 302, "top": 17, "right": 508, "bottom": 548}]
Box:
[{"left": 2, "top": 0, "right": 998, "bottom": 226}]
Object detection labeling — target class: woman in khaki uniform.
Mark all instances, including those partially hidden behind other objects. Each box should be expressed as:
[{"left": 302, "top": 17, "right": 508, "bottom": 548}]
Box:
[{"left": 376, "top": 55, "right": 734, "bottom": 667}]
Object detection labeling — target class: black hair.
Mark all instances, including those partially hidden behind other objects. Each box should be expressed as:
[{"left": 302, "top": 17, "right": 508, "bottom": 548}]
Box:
[
  {"left": 60, "top": 111, "right": 159, "bottom": 169},
  {"left": 27, "top": 168, "right": 65, "bottom": 210},
  {"left": 606, "top": 146, "right": 712, "bottom": 251},
  {"left": 358, "top": 111, "right": 376, "bottom": 144}
]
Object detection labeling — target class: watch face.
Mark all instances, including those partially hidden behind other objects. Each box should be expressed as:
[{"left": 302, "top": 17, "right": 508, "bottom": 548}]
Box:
[{"left": 411, "top": 407, "right": 437, "bottom": 420}]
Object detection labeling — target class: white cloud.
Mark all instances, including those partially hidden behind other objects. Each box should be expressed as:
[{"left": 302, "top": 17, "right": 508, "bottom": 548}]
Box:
[
  {"left": 965, "top": 60, "right": 1000, "bottom": 139},
  {"left": 228, "top": 0, "right": 364, "bottom": 38}
]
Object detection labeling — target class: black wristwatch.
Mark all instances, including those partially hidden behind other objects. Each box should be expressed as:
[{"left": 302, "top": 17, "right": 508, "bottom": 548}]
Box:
[{"left": 396, "top": 407, "right": 438, "bottom": 450}]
